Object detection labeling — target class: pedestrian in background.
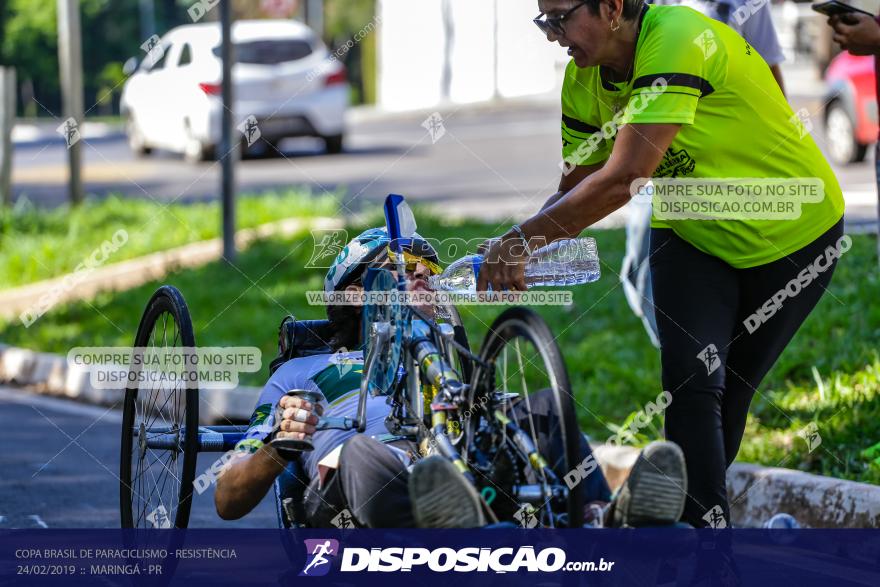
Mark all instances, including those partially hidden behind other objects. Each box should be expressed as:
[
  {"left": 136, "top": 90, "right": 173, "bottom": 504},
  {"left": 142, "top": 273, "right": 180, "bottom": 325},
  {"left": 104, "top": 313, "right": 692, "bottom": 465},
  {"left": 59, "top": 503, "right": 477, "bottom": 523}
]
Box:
[{"left": 827, "top": 12, "right": 880, "bottom": 264}]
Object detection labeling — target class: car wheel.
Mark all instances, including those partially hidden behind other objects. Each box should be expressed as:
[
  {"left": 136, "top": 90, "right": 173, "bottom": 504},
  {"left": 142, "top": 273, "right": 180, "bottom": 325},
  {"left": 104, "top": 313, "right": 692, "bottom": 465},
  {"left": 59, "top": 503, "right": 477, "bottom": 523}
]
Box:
[
  {"left": 126, "top": 114, "right": 151, "bottom": 157},
  {"left": 322, "top": 133, "right": 344, "bottom": 155},
  {"left": 263, "top": 138, "right": 284, "bottom": 157},
  {"left": 826, "top": 101, "right": 868, "bottom": 165}
]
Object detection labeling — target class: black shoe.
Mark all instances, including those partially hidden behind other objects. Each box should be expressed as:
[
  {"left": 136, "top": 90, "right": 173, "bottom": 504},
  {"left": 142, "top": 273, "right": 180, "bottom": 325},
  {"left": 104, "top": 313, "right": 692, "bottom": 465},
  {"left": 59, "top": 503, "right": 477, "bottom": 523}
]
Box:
[
  {"left": 408, "top": 456, "right": 487, "bottom": 528},
  {"left": 611, "top": 440, "right": 687, "bottom": 527}
]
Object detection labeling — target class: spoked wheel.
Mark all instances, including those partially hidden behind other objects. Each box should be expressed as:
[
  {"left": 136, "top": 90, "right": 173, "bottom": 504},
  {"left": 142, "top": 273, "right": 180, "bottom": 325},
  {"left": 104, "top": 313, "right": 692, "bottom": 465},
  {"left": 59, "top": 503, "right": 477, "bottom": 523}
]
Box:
[
  {"left": 465, "top": 307, "right": 584, "bottom": 528},
  {"left": 120, "top": 286, "right": 199, "bottom": 528}
]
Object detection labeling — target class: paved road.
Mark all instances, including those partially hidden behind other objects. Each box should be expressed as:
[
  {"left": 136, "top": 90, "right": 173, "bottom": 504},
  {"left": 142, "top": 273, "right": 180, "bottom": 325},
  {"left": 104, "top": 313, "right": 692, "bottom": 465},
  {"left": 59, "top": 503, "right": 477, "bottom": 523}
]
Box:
[
  {"left": 0, "top": 386, "right": 276, "bottom": 528},
  {"left": 11, "top": 84, "right": 879, "bottom": 228},
  {"left": 11, "top": 102, "right": 566, "bottom": 224}
]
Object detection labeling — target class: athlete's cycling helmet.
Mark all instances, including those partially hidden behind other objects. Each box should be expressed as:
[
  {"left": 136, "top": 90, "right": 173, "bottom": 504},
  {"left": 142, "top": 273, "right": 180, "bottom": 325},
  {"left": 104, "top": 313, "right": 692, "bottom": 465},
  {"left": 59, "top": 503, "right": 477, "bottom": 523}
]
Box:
[{"left": 323, "top": 227, "right": 441, "bottom": 293}]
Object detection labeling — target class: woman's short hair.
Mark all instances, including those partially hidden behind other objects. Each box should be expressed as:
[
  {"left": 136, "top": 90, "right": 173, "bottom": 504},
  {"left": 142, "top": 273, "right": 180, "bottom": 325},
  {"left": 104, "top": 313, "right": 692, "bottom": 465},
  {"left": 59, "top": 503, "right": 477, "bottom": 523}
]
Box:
[{"left": 584, "top": 0, "right": 646, "bottom": 20}]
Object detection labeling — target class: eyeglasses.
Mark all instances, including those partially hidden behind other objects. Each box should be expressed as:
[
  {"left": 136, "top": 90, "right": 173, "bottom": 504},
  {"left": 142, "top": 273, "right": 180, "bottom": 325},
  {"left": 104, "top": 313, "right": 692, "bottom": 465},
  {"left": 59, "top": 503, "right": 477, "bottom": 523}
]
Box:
[
  {"left": 385, "top": 248, "right": 442, "bottom": 276},
  {"left": 533, "top": 2, "right": 588, "bottom": 37}
]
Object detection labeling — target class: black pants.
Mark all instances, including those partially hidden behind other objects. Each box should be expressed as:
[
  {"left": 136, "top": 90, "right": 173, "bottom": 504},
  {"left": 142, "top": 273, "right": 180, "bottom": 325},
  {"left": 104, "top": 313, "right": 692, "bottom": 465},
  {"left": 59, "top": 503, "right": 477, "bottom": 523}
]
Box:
[
  {"left": 303, "top": 434, "right": 417, "bottom": 528},
  {"left": 303, "top": 388, "right": 612, "bottom": 527},
  {"left": 650, "top": 218, "right": 845, "bottom": 527}
]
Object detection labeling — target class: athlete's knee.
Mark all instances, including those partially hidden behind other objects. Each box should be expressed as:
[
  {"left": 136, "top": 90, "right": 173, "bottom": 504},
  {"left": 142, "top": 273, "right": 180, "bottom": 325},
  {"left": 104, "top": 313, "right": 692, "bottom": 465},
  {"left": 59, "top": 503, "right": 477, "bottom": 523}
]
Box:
[{"left": 339, "top": 434, "right": 380, "bottom": 469}]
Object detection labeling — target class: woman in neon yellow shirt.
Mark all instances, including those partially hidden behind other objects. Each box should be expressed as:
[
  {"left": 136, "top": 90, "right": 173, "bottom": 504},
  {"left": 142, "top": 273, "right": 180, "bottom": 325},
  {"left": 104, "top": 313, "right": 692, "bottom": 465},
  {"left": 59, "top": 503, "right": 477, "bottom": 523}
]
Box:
[{"left": 479, "top": 0, "right": 845, "bottom": 528}]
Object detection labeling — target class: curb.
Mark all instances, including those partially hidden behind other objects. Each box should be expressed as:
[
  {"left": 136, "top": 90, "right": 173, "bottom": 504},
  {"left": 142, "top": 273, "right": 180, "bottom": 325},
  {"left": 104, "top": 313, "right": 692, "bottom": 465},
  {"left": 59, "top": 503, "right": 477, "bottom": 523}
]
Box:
[
  {"left": 0, "top": 216, "right": 344, "bottom": 322},
  {"left": 728, "top": 463, "right": 880, "bottom": 529},
  {"left": 0, "top": 343, "right": 259, "bottom": 426},
  {"left": 12, "top": 121, "right": 123, "bottom": 147},
  {"left": 593, "top": 444, "right": 880, "bottom": 528}
]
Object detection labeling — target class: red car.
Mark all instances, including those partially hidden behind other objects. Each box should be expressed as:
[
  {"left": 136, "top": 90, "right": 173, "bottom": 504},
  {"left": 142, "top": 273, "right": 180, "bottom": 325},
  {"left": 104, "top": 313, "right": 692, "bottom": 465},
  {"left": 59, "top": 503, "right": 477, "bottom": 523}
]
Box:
[{"left": 824, "top": 51, "right": 878, "bottom": 164}]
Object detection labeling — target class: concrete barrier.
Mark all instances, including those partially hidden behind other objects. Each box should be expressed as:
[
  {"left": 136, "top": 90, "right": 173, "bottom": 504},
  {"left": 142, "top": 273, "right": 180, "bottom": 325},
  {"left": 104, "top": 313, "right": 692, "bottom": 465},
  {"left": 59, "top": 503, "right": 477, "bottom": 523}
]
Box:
[
  {"left": 728, "top": 463, "right": 880, "bottom": 528},
  {"left": 0, "top": 344, "right": 258, "bottom": 425},
  {"left": 593, "top": 444, "right": 880, "bottom": 528}
]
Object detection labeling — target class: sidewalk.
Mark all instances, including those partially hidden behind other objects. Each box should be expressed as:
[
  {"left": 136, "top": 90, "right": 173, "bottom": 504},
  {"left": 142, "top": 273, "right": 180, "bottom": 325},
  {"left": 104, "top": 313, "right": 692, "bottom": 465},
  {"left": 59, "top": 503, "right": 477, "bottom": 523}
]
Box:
[{"left": 12, "top": 119, "right": 123, "bottom": 147}]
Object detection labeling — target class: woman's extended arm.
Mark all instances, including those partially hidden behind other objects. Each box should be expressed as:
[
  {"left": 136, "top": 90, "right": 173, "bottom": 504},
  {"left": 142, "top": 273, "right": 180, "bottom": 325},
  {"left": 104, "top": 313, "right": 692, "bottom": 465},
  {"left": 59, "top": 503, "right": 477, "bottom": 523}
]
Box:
[
  {"left": 527, "top": 123, "right": 680, "bottom": 241},
  {"left": 540, "top": 161, "right": 606, "bottom": 212},
  {"left": 477, "top": 123, "right": 680, "bottom": 292}
]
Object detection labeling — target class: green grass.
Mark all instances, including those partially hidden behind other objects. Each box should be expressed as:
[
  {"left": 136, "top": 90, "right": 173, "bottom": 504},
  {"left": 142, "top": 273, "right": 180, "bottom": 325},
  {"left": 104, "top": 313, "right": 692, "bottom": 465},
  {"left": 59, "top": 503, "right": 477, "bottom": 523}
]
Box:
[
  {"left": 0, "top": 189, "right": 339, "bottom": 289},
  {"left": 1, "top": 210, "right": 878, "bottom": 484}
]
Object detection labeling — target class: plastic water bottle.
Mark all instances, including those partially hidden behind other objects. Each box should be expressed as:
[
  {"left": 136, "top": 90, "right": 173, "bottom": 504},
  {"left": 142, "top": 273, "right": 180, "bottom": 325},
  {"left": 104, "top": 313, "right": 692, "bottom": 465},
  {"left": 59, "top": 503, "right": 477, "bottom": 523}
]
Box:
[{"left": 428, "top": 237, "right": 600, "bottom": 292}]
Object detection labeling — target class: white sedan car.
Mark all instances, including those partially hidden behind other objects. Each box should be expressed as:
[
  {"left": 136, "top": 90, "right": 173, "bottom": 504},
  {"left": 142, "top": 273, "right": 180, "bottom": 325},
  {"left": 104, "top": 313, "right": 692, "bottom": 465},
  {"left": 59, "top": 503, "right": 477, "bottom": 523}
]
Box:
[{"left": 120, "top": 19, "right": 348, "bottom": 162}]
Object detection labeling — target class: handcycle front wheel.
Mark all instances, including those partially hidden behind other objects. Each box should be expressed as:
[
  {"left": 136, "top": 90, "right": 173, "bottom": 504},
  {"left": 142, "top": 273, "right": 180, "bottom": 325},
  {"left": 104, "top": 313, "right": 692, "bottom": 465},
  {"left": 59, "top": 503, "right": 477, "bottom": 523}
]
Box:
[
  {"left": 120, "top": 285, "right": 199, "bottom": 529},
  {"left": 465, "top": 306, "right": 584, "bottom": 528}
]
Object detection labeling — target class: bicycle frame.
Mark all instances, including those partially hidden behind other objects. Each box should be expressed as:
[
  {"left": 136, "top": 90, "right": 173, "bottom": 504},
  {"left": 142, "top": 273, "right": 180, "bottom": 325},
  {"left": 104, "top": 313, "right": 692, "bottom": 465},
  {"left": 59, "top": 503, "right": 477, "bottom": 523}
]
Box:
[{"left": 131, "top": 194, "right": 576, "bottom": 528}]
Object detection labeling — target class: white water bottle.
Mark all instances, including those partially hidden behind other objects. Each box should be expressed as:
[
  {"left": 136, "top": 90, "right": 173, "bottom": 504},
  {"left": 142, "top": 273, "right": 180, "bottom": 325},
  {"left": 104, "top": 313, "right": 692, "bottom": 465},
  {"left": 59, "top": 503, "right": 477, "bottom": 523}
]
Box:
[{"left": 428, "top": 237, "right": 600, "bottom": 292}]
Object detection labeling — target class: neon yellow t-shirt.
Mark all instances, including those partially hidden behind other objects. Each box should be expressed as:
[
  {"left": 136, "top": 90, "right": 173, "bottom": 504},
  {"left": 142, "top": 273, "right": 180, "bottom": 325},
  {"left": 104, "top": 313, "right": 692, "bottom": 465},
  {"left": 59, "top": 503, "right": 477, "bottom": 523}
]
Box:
[{"left": 560, "top": 4, "right": 844, "bottom": 268}]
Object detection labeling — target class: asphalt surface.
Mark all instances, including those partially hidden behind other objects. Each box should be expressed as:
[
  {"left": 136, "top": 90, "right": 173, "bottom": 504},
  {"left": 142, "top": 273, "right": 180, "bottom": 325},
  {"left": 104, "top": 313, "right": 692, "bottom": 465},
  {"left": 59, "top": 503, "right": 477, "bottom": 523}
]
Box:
[
  {"left": 0, "top": 386, "right": 277, "bottom": 528},
  {"left": 10, "top": 102, "right": 567, "bottom": 225}
]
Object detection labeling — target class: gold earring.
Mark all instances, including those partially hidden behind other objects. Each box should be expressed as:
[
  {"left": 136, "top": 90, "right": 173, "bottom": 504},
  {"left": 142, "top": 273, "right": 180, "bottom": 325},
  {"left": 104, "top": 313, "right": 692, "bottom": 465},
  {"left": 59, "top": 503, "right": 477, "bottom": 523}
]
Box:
[{"left": 610, "top": 18, "right": 620, "bottom": 32}]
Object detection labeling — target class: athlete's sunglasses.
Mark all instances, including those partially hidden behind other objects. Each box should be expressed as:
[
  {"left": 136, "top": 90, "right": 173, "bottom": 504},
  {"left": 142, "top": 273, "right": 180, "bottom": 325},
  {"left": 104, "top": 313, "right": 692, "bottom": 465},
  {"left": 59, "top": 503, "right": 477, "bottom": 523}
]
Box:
[
  {"left": 534, "top": 2, "right": 589, "bottom": 37},
  {"left": 385, "top": 248, "right": 442, "bottom": 276}
]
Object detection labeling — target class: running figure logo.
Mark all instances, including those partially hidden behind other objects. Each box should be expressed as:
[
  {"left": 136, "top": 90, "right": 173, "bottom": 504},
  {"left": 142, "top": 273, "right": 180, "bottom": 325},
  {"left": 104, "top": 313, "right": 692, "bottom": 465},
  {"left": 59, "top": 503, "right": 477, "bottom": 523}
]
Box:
[
  {"left": 56, "top": 117, "right": 81, "bottom": 149},
  {"left": 145, "top": 504, "right": 172, "bottom": 529},
  {"left": 237, "top": 115, "right": 262, "bottom": 147},
  {"left": 331, "top": 508, "right": 356, "bottom": 529},
  {"left": 299, "top": 539, "right": 339, "bottom": 577},
  {"left": 703, "top": 505, "right": 727, "bottom": 529},
  {"left": 140, "top": 34, "right": 165, "bottom": 67},
  {"left": 513, "top": 504, "right": 539, "bottom": 529},
  {"left": 421, "top": 112, "right": 446, "bottom": 143},
  {"left": 306, "top": 229, "right": 348, "bottom": 268},
  {"left": 697, "top": 344, "right": 722, "bottom": 375},
  {"left": 789, "top": 108, "right": 814, "bottom": 140},
  {"left": 797, "top": 422, "right": 822, "bottom": 453},
  {"left": 693, "top": 29, "right": 717, "bottom": 58}
]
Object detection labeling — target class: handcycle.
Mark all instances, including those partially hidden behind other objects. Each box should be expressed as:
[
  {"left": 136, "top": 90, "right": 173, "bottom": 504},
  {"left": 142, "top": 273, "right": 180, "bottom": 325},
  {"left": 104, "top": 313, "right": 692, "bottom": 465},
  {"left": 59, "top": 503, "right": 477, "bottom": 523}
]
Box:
[{"left": 120, "top": 195, "right": 588, "bottom": 529}]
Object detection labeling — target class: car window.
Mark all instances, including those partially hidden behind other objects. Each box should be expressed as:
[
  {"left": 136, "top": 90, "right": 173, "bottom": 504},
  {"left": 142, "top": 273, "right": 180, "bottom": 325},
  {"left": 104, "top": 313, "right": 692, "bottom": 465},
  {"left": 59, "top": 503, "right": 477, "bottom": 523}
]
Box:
[
  {"left": 212, "top": 39, "right": 313, "bottom": 65},
  {"left": 178, "top": 43, "right": 193, "bottom": 67}
]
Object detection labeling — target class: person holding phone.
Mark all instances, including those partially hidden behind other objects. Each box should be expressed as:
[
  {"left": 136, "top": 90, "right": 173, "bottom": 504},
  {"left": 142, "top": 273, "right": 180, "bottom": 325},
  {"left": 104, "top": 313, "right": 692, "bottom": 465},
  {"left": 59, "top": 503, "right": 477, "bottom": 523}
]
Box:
[
  {"left": 825, "top": 10, "right": 880, "bottom": 54},
  {"left": 822, "top": 6, "right": 880, "bottom": 264}
]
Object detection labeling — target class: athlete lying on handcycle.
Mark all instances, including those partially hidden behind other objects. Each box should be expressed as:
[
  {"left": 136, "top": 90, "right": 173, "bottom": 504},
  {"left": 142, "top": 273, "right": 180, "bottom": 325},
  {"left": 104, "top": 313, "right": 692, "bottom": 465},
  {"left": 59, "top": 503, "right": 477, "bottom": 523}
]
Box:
[{"left": 214, "top": 228, "right": 688, "bottom": 528}]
